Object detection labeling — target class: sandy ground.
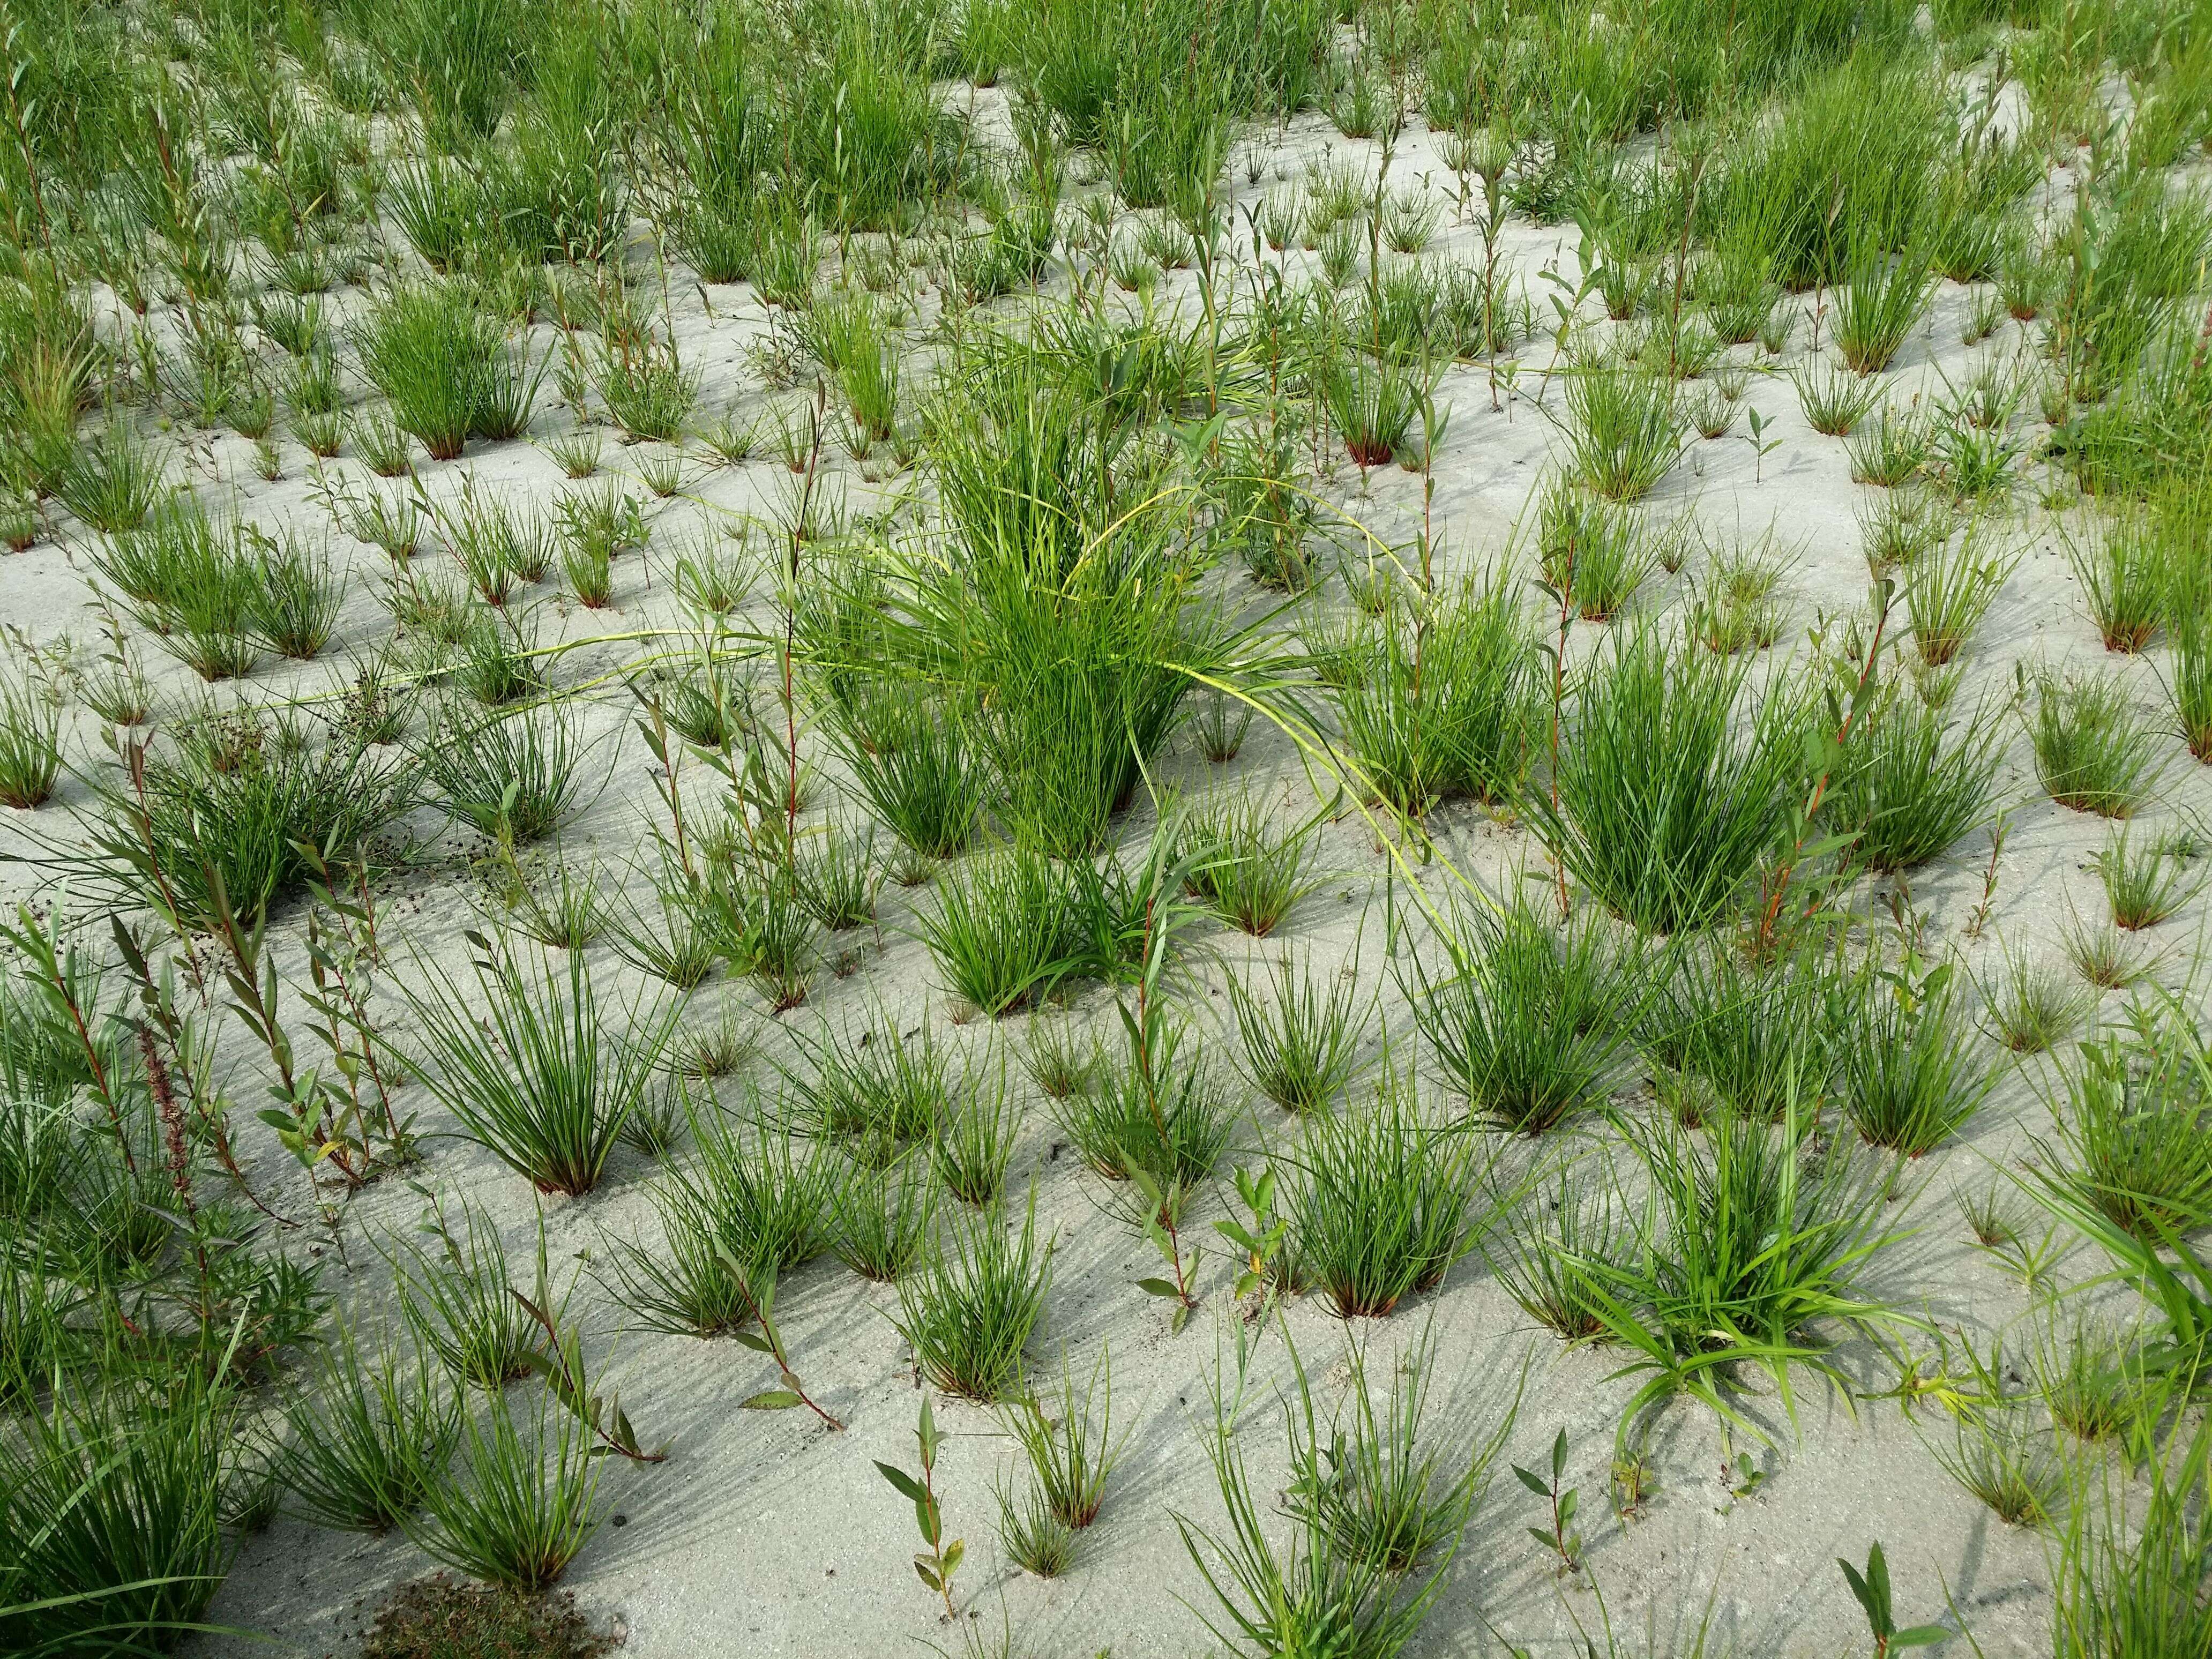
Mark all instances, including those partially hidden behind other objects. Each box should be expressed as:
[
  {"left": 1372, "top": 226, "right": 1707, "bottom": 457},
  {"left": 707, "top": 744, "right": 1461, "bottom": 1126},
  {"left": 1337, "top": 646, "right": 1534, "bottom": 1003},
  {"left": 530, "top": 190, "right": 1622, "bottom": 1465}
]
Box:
[{"left": 5, "top": 92, "right": 2210, "bottom": 1659}]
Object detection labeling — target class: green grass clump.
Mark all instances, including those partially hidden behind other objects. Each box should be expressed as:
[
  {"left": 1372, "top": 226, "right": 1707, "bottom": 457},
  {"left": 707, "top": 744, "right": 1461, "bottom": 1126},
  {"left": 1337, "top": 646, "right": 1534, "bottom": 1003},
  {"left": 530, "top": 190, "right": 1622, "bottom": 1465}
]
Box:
[
  {"left": 1981, "top": 942, "right": 2095, "bottom": 1056},
  {"left": 281, "top": 1319, "right": 460, "bottom": 1535},
  {"left": 1560, "top": 360, "right": 1684, "bottom": 502},
  {"left": 2049, "top": 994, "right": 2212, "bottom": 1241},
  {"left": 1489, "top": 1158, "right": 1628, "bottom": 1342},
  {"left": 1830, "top": 686, "right": 2003, "bottom": 873},
  {"left": 1406, "top": 890, "right": 1645, "bottom": 1135},
  {"left": 1333, "top": 573, "right": 1537, "bottom": 817},
  {"left": 1832, "top": 243, "right": 1934, "bottom": 375},
  {"left": 604, "top": 1102, "right": 830, "bottom": 1335},
  {"left": 894, "top": 354, "right": 1216, "bottom": 856},
  {"left": 1225, "top": 950, "right": 1370, "bottom": 1115},
  {"left": 1530, "top": 621, "right": 1803, "bottom": 932},
  {"left": 1055, "top": 1018, "right": 1234, "bottom": 1199},
  {"left": 893, "top": 1194, "right": 1051, "bottom": 1402},
  {"left": 934, "top": 1060, "right": 1021, "bottom": 1208},
  {"left": 791, "top": 1012, "right": 951, "bottom": 1163},
  {"left": 824, "top": 694, "right": 984, "bottom": 860},
  {"left": 406, "top": 1388, "right": 602, "bottom": 1593},
  {"left": 831, "top": 1155, "right": 936, "bottom": 1282},
  {"left": 85, "top": 724, "right": 415, "bottom": 930},
  {"left": 1179, "top": 1323, "right": 1463, "bottom": 1659},
  {"left": 354, "top": 282, "right": 542, "bottom": 461},
  {"left": 1839, "top": 953, "right": 1995, "bottom": 1157},
  {"left": 0, "top": 1378, "right": 233, "bottom": 1656},
  {"left": 2028, "top": 666, "right": 2165, "bottom": 818},
  {"left": 1578, "top": 1100, "right": 1908, "bottom": 1440},
  {"left": 401, "top": 933, "right": 678, "bottom": 1197},
  {"left": 916, "top": 843, "right": 1091, "bottom": 1015},
  {"left": 1286, "top": 1071, "right": 1475, "bottom": 1319},
  {"left": 420, "top": 698, "right": 594, "bottom": 848},
  {"left": 0, "top": 660, "right": 61, "bottom": 810},
  {"left": 1178, "top": 789, "right": 1319, "bottom": 937},
  {"left": 1647, "top": 938, "right": 1839, "bottom": 1125},
  {"left": 392, "top": 1198, "right": 545, "bottom": 1391},
  {"left": 2095, "top": 827, "right": 2203, "bottom": 930}
]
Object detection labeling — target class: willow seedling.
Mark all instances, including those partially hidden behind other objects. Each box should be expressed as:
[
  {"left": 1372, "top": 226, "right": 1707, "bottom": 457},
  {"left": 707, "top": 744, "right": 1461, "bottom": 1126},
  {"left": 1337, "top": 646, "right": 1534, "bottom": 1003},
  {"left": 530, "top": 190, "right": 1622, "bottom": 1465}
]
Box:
[
  {"left": 876, "top": 1396, "right": 963, "bottom": 1618},
  {"left": 1512, "top": 1429, "right": 1583, "bottom": 1574}
]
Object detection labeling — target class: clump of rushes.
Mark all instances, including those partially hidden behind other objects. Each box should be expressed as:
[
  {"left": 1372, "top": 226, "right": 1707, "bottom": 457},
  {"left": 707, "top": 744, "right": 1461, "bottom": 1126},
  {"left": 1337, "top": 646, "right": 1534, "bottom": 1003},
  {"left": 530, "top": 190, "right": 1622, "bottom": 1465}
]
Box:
[
  {"left": 1536, "top": 480, "right": 1651, "bottom": 622},
  {"left": 2067, "top": 508, "right": 2168, "bottom": 653},
  {"left": 86, "top": 723, "right": 416, "bottom": 929},
  {"left": 0, "top": 657, "right": 61, "bottom": 809},
  {"left": 831, "top": 1154, "right": 935, "bottom": 1282},
  {"left": 1333, "top": 572, "right": 1538, "bottom": 817},
  {"left": 1929, "top": 1352, "right": 2062, "bottom": 1529},
  {"left": 1021, "top": 1014, "right": 1098, "bottom": 1102},
  {"left": 1847, "top": 406, "right": 1930, "bottom": 487},
  {"left": 1180, "top": 1325, "right": 1460, "bottom": 1659},
  {"left": 1905, "top": 521, "right": 2015, "bottom": 667},
  {"left": 821, "top": 695, "right": 984, "bottom": 860},
  {"left": 893, "top": 1191, "right": 1051, "bottom": 1402},
  {"left": 916, "top": 842, "right": 1087, "bottom": 1016},
  {"left": 406, "top": 1387, "right": 602, "bottom": 1593},
  {"left": 1560, "top": 359, "right": 1685, "bottom": 501},
  {"left": 602, "top": 1099, "right": 831, "bottom": 1336},
  {"left": 1055, "top": 1015, "right": 1235, "bottom": 1201},
  {"left": 419, "top": 696, "right": 594, "bottom": 848},
  {"left": 935, "top": 1055, "right": 1021, "bottom": 1208},
  {"left": 1829, "top": 686, "right": 2004, "bottom": 873},
  {"left": 1529, "top": 621, "right": 1804, "bottom": 933},
  {"left": 392, "top": 1196, "right": 548, "bottom": 1390},
  {"left": 896, "top": 350, "right": 1213, "bottom": 856},
  {"left": 2028, "top": 665, "right": 2165, "bottom": 818},
  {"left": 401, "top": 931, "right": 679, "bottom": 1196},
  {"left": 244, "top": 525, "right": 347, "bottom": 659},
  {"left": 1578, "top": 1099, "right": 1908, "bottom": 1445},
  {"left": 1840, "top": 951, "right": 1997, "bottom": 1157},
  {"left": 1177, "top": 788, "right": 1320, "bottom": 936},
  {"left": 790, "top": 1011, "right": 951, "bottom": 1164},
  {"left": 1286, "top": 1065, "right": 1476, "bottom": 1319},
  {"left": 2031, "top": 1313, "right": 2149, "bottom": 1447},
  {"left": 354, "top": 280, "right": 544, "bottom": 460},
  {"left": 1291, "top": 1322, "right": 1500, "bottom": 1578},
  {"left": 1979, "top": 940, "right": 2094, "bottom": 1056},
  {"left": 2046, "top": 992, "right": 2212, "bottom": 1241},
  {"left": 1794, "top": 361, "right": 1884, "bottom": 437},
  {"left": 2095, "top": 827, "right": 2203, "bottom": 930},
  {"left": 1004, "top": 1348, "right": 1125, "bottom": 1532},
  {"left": 2174, "top": 621, "right": 2212, "bottom": 763},
  {"left": 1489, "top": 1157, "right": 1628, "bottom": 1342},
  {"left": 1405, "top": 888, "right": 1648, "bottom": 1136},
  {"left": 1832, "top": 243, "right": 1935, "bottom": 375},
  {"left": 2049, "top": 1420, "right": 2212, "bottom": 1654},
  {"left": 1647, "top": 938, "right": 1839, "bottom": 1125},
  {"left": 281, "top": 1317, "right": 460, "bottom": 1534},
  {"left": 0, "top": 1376, "right": 232, "bottom": 1655},
  {"left": 1225, "top": 949, "right": 1371, "bottom": 1115}
]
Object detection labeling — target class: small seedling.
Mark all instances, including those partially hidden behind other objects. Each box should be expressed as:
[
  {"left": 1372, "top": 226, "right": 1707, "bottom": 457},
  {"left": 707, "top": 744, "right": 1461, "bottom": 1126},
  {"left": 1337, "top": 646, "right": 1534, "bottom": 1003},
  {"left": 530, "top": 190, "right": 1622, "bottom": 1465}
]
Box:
[
  {"left": 1512, "top": 1428, "right": 1582, "bottom": 1572},
  {"left": 876, "top": 1396, "right": 963, "bottom": 1619},
  {"left": 1127, "top": 1159, "right": 1202, "bottom": 1332},
  {"left": 509, "top": 1283, "right": 666, "bottom": 1464},
  {"left": 1725, "top": 1451, "right": 1766, "bottom": 1503},
  {"left": 1610, "top": 1434, "right": 1656, "bottom": 1520},
  {"left": 1743, "top": 406, "right": 1782, "bottom": 482},
  {"left": 1214, "top": 1164, "right": 1288, "bottom": 1314},
  {"left": 1838, "top": 1541, "right": 1948, "bottom": 1655},
  {"left": 718, "top": 1249, "right": 843, "bottom": 1431}
]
